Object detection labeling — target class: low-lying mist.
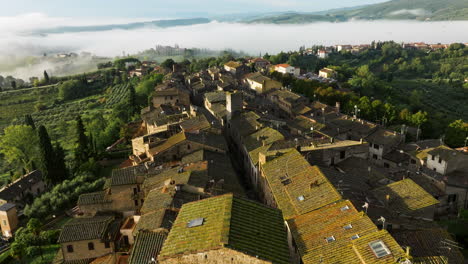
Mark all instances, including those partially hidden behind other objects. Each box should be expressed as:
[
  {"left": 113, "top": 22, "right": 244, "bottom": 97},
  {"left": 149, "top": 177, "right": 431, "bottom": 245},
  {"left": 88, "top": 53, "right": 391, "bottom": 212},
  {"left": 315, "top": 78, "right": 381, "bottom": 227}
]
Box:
[{"left": 1, "top": 13, "right": 467, "bottom": 80}]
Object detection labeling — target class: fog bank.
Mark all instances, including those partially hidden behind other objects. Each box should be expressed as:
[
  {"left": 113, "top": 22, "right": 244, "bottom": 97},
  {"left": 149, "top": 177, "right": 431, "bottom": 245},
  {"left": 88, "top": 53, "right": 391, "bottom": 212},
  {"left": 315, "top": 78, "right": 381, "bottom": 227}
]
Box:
[{"left": 1, "top": 13, "right": 467, "bottom": 79}]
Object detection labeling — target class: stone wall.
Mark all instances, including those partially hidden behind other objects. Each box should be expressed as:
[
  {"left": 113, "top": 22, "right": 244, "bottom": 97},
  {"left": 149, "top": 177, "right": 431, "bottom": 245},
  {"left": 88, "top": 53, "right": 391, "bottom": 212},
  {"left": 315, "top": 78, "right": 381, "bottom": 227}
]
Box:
[{"left": 61, "top": 239, "right": 114, "bottom": 261}]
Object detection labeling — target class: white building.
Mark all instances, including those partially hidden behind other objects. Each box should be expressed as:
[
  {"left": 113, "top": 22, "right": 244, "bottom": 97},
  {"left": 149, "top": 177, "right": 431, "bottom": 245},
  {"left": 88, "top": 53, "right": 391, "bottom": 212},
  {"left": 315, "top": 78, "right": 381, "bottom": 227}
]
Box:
[
  {"left": 317, "top": 50, "right": 329, "bottom": 59},
  {"left": 274, "top": 64, "right": 300, "bottom": 77}
]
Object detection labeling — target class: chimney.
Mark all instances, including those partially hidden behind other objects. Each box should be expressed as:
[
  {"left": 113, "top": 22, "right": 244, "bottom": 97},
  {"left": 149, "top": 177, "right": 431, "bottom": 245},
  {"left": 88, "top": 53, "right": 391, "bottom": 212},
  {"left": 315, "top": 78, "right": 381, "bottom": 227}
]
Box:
[
  {"left": 258, "top": 152, "right": 267, "bottom": 166},
  {"left": 360, "top": 138, "right": 364, "bottom": 144},
  {"left": 405, "top": 247, "right": 411, "bottom": 258},
  {"left": 262, "top": 140, "right": 267, "bottom": 146},
  {"left": 385, "top": 194, "right": 390, "bottom": 207},
  {"left": 335, "top": 102, "right": 340, "bottom": 114}
]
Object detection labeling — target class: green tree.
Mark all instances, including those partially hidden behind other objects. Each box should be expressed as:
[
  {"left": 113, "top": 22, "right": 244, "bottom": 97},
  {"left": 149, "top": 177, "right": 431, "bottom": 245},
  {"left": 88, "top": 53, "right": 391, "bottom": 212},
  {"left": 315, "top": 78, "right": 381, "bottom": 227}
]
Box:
[
  {"left": 445, "top": 120, "right": 468, "bottom": 148},
  {"left": 24, "top": 114, "right": 36, "bottom": 130},
  {"left": 53, "top": 143, "right": 68, "bottom": 181},
  {"left": 43, "top": 70, "right": 49, "bottom": 84},
  {"left": 128, "top": 84, "right": 137, "bottom": 116},
  {"left": 410, "top": 111, "right": 428, "bottom": 141},
  {"left": 161, "top": 58, "right": 175, "bottom": 69},
  {"left": 58, "top": 80, "right": 85, "bottom": 101},
  {"left": 37, "top": 126, "right": 55, "bottom": 184},
  {"left": 27, "top": 218, "right": 44, "bottom": 259},
  {"left": 0, "top": 125, "right": 40, "bottom": 173},
  {"left": 75, "top": 116, "right": 89, "bottom": 166},
  {"left": 10, "top": 242, "right": 25, "bottom": 263}
]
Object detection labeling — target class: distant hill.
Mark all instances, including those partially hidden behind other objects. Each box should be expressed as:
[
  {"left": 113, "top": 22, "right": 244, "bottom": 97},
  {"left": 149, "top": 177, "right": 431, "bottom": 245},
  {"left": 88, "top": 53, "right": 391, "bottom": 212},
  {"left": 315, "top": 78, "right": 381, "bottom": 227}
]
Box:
[
  {"left": 335, "top": 0, "right": 468, "bottom": 21},
  {"left": 34, "top": 18, "right": 211, "bottom": 35},
  {"left": 244, "top": 0, "right": 468, "bottom": 24}
]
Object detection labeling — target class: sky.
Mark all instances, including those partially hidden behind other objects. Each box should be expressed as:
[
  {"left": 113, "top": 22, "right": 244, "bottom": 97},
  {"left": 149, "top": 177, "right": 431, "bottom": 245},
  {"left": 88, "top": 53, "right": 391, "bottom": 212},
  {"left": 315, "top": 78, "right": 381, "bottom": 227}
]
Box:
[{"left": 1, "top": 0, "right": 389, "bottom": 18}]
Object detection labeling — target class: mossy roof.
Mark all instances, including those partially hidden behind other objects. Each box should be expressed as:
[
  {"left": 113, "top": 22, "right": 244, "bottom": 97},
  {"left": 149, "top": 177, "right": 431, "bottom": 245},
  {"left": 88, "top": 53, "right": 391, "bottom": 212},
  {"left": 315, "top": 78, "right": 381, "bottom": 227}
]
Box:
[
  {"left": 129, "top": 230, "right": 168, "bottom": 264},
  {"left": 134, "top": 209, "right": 177, "bottom": 236},
  {"left": 58, "top": 216, "right": 115, "bottom": 243},
  {"left": 229, "top": 111, "right": 262, "bottom": 137},
  {"left": 270, "top": 89, "right": 302, "bottom": 103},
  {"left": 77, "top": 191, "right": 112, "bottom": 206},
  {"left": 299, "top": 229, "right": 406, "bottom": 264},
  {"left": 159, "top": 194, "right": 290, "bottom": 264},
  {"left": 245, "top": 72, "right": 271, "bottom": 84},
  {"left": 204, "top": 91, "right": 226, "bottom": 103},
  {"left": 262, "top": 149, "right": 342, "bottom": 219},
  {"left": 427, "top": 145, "right": 462, "bottom": 161},
  {"left": 148, "top": 132, "right": 186, "bottom": 155},
  {"left": 366, "top": 128, "right": 401, "bottom": 146},
  {"left": 288, "top": 115, "right": 324, "bottom": 131},
  {"left": 371, "top": 179, "right": 439, "bottom": 216},
  {"left": 392, "top": 228, "right": 464, "bottom": 264},
  {"left": 224, "top": 61, "right": 242, "bottom": 69},
  {"left": 287, "top": 200, "right": 378, "bottom": 262},
  {"left": 244, "top": 127, "right": 285, "bottom": 152}
]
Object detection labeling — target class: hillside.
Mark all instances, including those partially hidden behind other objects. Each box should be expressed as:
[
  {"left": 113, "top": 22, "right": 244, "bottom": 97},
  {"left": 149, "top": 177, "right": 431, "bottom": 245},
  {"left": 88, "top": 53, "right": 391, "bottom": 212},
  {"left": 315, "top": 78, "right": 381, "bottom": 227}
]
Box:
[
  {"left": 34, "top": 18, "right": 211, "bottom": 35},
  {"left": 334, "top": 0, "right": 468, "bottom": 21},
  {"left": 245, "top": 0, "right": 468, "bottom": 23}
]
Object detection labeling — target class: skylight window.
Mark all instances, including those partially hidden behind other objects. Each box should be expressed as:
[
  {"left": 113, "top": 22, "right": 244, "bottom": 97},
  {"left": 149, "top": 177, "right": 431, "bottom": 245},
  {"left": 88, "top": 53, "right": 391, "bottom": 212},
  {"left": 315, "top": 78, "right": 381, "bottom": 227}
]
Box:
[
  {"left": 369, "top": 240, "right": 391, "bottom": 258},
  {"left": 187, "top": 218, "right": 204, "bottom": 228},
  {"left": 343, "top": 224, "right": 353, "bottom": 230},
  {"left": 325, "top": 236, "right": 335, "bottom": 243},
  {"left": 340, "top": 205, "right": 350, "bottom": 211},
  {"left": 351, "top": 234, "right": 360, "bottom": 240},
  {"left": 297, "top": 195, "right": 305, "bottom": 201}
]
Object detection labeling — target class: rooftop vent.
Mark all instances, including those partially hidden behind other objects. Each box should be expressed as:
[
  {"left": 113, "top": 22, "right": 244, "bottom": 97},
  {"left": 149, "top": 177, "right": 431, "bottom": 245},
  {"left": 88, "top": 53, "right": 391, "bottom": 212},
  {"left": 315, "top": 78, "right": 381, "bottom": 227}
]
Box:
[
  {"left": 187, "top": 218, "right": 204, "bottom": 228},
  {"left": 340, "top": 205, "right": 350, "bottom": 211}
]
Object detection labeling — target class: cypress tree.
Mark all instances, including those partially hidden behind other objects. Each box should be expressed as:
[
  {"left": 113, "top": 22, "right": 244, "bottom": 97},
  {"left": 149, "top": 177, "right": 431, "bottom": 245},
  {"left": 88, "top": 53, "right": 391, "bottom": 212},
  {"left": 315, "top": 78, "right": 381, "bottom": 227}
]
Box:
[
  {"left": 43, "top": 70, "right": 50, "bottom": 84},
  {"left": 24, "top": 114, "right": 36, "bottom": 130},
  {"left": 128, "top": 84, "right": 137, "bottom": 116},
  {"left": 52, "top": 143, "right": 67, "bottom": 182},
  {"left": 37, "top": 125, "right": 54, "bottom": 184},
  {"left": 75, "top": 116, "right": 89, "bottom": 165}
]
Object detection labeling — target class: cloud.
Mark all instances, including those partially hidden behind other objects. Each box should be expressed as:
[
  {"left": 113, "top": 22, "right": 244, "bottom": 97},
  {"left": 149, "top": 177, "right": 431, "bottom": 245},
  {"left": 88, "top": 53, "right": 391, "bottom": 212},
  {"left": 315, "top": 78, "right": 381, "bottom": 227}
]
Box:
[{"left": 389, "top": 9, "right": 431, "bottom": 17}]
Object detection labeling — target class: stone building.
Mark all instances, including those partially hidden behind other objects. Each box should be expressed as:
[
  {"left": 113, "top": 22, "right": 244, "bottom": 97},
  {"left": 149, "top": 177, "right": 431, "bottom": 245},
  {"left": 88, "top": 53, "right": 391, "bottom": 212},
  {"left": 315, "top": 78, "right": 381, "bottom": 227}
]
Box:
[
  {"left": 58, "top": 216, "right": 120, "bottom": 262},
  {"left": 267, "top": 89, "right": 309, "bottom": 118},
  {"left": 0, "top": 203, "right": 18, "bottom": 238},
  {"left": 0, "top": 170, "right": 46, "bottom": 208},
  {"left": 78, "top": 167, "right": 145, "bottom": 216}
]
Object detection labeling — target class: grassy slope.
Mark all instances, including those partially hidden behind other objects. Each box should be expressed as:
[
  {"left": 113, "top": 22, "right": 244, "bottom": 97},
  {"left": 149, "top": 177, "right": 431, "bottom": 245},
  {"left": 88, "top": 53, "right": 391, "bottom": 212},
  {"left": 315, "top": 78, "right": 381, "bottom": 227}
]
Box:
[
  {"left": 245, "top": 0, "right": 468, "bottom": 23},
  {"left": 335, "top": 0, "right": 468, "bottom": 20}
]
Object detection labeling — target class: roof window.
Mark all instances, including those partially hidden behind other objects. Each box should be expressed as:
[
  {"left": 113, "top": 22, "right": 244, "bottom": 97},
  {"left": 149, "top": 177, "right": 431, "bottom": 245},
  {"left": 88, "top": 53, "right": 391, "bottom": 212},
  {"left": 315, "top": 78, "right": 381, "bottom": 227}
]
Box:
[
  {"left": 369, "top": 240, "right": 391, "bottom": 258},
  {"left": 187, "top": 218, "right": 204, "bottom": 228}
]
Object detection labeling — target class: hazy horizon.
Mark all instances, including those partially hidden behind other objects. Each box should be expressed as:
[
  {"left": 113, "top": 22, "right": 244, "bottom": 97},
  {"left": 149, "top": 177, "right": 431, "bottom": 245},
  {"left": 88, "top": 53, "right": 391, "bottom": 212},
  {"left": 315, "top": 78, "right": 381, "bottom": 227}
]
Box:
[
  {"left": 1, "top": 13, "right": 468, "bottom": 80},
  {"left": 0, "top": 0, "right": 388, "bottom": 18}
]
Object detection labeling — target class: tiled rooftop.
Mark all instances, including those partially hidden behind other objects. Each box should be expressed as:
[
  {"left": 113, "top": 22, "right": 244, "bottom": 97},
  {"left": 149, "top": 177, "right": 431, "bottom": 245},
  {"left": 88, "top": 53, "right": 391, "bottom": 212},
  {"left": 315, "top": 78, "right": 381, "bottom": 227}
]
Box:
[
  {"left": 371, "top": 179, "right": 439, "bottom": 217},
  {"left": 262, "top": 149, "right": 342, "bottom": 219},
  {"left": 159, "top": 194, "right": 290, "bottom": 263}
]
